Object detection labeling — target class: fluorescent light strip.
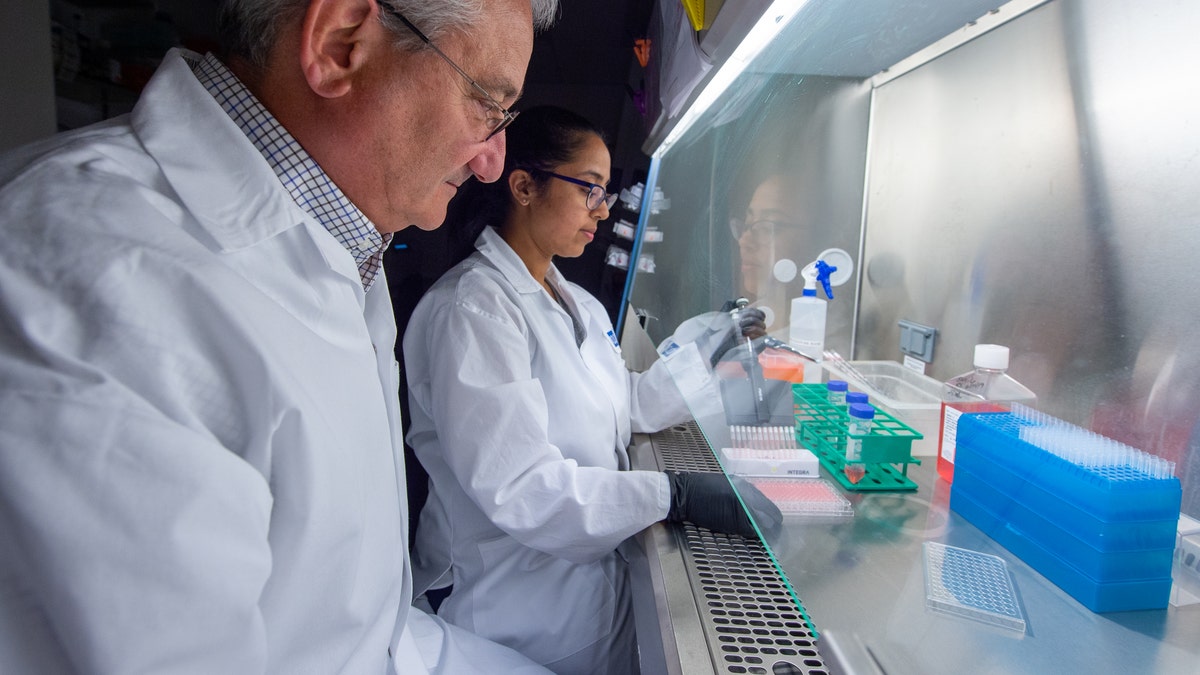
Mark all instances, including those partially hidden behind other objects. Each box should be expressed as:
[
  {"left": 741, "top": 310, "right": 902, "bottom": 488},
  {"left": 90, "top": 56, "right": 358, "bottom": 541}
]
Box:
[{"left": 653, "top": 0, "right": 810, "bottom": 158}]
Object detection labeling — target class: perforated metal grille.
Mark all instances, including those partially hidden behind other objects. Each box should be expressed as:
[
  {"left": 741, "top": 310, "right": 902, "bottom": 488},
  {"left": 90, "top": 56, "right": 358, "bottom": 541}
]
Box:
[
  {"left": 651, "top": 423, "right": 830, "bottom": 675},
  {"left": 655, "top": 423, "right": 724, "bottom": 472},
  {"left": 684, "top": 526, "right": 827, "bottom": 674}
]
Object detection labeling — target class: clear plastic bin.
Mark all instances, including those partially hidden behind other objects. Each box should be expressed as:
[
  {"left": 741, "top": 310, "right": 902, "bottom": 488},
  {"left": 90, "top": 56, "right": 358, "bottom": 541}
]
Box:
[{"left": 822, "top": 360, "right": 942, "bottom": 456}]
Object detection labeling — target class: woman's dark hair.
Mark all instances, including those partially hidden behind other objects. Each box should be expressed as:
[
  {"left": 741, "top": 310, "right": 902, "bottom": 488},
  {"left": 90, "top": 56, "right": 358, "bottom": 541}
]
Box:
[
  {"left": 504, "top": 105, "right": 607, "bottom": 178},
  {"left": 441, "top": 106, "right": 607, "bottom": 264}
]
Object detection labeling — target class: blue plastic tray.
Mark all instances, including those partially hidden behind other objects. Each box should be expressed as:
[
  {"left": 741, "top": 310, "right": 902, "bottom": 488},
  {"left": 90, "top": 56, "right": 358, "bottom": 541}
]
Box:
[
  {"left": 956, "top": 413, "right": 1181, "bottom": 522},
  {"left": 954, "top": 466, "right": 1175, "bottom": 581},
  {"left": 951, "top": 488, "right": 1172, "bottom": 612},
  {"left": 952, "top": 456, "right": 1179, "bottom": 552}
]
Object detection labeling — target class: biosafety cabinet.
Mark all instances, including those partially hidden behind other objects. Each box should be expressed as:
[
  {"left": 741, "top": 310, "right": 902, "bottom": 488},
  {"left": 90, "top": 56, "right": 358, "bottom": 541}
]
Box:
[{"left": 624, "top": 0, "right": 1200, "bottom": 673}]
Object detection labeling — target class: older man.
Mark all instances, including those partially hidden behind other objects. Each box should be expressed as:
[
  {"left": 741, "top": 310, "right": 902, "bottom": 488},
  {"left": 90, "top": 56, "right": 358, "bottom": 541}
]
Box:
[{"left": 0, "top": 1, "right": 556, "bottom": 672}]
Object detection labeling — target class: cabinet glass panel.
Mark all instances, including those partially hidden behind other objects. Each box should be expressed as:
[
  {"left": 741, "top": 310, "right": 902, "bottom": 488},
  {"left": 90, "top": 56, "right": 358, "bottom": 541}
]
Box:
[{"left": 631, "top": 0, "right": 1200, "bottom": 671}]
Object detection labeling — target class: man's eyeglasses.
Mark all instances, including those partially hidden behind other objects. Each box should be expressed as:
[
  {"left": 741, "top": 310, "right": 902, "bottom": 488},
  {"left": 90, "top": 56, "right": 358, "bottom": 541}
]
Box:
[
  {"left": 539, "top": 171, "right": 618, "bottom": 211},
  {"left": 381, "top": 4, "right": 517, "bottom": 140}
]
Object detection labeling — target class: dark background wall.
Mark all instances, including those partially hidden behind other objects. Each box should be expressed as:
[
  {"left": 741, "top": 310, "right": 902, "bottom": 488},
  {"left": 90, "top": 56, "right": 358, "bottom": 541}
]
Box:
[{"left": 384, "top": 0, "right": 657, "bottom": 339}]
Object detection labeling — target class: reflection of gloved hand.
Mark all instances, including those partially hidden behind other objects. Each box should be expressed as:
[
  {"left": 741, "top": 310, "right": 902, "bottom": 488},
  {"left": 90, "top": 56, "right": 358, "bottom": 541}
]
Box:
[
  {"left": 665, "top": 471, "right": 783, "bottom": 538},
  {"left": 729, "top": 474, "right": 783, "bottom": 538},
  {"left": 658, "top": 304, "right": 767, "bottom": 370},
  {"left": 736, "top": 307, "right": 767, "bottom": 340},
  {"left": 708, "top": 306, "right": 768, "bottom": 368}
]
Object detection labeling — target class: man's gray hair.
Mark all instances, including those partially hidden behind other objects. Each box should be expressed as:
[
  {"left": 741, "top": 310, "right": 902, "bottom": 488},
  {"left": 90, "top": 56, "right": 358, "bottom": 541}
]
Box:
[{"left": 219, "top": 0, "right": 560, "bottom": 70}]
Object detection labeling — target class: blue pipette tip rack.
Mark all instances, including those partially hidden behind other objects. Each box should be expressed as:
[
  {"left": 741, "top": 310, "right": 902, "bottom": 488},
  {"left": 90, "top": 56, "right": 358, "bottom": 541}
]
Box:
[{"left": 951, "top": 406, "right": 1181, "bottom": 612}]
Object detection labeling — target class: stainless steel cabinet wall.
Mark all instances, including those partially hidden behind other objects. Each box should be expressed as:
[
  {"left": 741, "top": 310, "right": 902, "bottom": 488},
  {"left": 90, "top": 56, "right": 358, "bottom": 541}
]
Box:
[{"left": 858, "top": 0, "right": 1200, "bottom": 515}]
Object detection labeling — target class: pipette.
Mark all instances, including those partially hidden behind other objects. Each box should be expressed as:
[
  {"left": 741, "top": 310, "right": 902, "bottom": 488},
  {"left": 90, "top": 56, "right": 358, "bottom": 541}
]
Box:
[{"left": 732, "top": 298, "right": 770, "bottom": 423}]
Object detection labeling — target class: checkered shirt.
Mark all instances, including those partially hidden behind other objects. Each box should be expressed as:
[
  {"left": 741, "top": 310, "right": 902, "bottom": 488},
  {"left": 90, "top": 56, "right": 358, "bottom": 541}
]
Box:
[{"left": 190, "top": 53, "right": 391, "bottom": 291}]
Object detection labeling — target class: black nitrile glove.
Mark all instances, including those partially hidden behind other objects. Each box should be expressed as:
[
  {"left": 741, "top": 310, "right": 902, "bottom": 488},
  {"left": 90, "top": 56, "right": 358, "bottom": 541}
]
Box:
[
  {"left": 666, "top": 471, "right": 782, "bottom": 538},
  {"left": 728, "top": 474, "right": 783, "bottom": 538}
]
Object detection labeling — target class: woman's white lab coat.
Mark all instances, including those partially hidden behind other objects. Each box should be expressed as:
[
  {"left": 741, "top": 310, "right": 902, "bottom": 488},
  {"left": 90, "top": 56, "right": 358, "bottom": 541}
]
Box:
[
  {"left": 403, "top": 227, "right": 715, "bottom": 673},
  {"left": 0, "top": 49, "right": 546, "bottom": 674}
]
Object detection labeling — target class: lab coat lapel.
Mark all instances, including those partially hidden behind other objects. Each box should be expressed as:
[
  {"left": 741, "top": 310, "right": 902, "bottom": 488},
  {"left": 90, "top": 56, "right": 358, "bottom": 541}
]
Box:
[
  {"left": 475, "top": 227, "right": 542, "bottom": 294},
  {"left": 134, "top": 49, "right": 367, "bottom": 299},
  {"left": 134, "top": 49, "right": 305, "bottom": 253},
  {"left": 476, "top": 228, "right": 580, "bottom": 343}
]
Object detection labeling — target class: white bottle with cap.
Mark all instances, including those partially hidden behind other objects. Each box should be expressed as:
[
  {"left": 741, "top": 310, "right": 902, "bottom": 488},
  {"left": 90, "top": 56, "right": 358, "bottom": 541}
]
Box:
[
  {"left": 789, "top": 270, "right": 827, "bottom": 361},
  {"left": 778, "top": 248, "right": 854, "bottom": 367},
  {"left": 936, "top": 344, "right": 1037, "bottom": 483}
]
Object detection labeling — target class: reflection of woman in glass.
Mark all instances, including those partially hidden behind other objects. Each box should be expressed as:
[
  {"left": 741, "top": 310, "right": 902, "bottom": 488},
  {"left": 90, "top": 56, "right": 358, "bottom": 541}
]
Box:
[{"left": 731, "top": 174, "right": 811, "bottom": 336}]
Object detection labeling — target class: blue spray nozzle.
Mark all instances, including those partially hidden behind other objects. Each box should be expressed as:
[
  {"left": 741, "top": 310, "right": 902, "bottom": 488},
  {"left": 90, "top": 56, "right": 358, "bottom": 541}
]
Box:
[{"left": 815, "top": 260, "right": 837, "bottom": 299}]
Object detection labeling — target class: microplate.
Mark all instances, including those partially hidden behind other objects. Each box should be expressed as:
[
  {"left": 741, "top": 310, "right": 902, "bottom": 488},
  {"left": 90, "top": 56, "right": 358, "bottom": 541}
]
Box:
[
  {"left": 721, "top": 447, "right": 820, "bottom": 477},
  {"left": 746, "top": 477, "right": 853, "bottom": 517},
  {"left": 923, "top": 542, "right": 1026, "bottom": 633}
]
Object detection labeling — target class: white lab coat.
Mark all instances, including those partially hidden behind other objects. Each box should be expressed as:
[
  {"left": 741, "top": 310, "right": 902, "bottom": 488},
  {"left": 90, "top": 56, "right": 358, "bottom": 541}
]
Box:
[
  {"left": 0, "top": 49, "right": 547, "bottom": 674},
  {"left": 403, "top": 227, "right": 715, "bottom": 673}
]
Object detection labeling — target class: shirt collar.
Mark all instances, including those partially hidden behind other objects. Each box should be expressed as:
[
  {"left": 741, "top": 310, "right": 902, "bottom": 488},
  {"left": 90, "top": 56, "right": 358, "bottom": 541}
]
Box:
[{"left": 190, "top": 53, "right": 390, "bottom": 291}]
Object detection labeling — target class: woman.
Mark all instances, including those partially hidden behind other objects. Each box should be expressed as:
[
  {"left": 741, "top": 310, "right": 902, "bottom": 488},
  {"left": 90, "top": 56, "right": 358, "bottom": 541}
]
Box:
[{"left": 402, "top": 106, "right": 776, "bottom": 674}]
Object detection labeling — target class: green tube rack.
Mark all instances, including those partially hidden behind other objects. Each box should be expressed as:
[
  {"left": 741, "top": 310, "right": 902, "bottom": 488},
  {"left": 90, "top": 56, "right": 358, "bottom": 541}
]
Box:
[{"left": 792, "top": 383, "right": 923, "bottom": 491}]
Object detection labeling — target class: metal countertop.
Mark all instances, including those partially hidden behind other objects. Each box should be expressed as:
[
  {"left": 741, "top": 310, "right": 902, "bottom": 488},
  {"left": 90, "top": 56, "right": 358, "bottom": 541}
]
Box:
[{"left": 629, "top": 424, "right": 1200, "bottom": 674}]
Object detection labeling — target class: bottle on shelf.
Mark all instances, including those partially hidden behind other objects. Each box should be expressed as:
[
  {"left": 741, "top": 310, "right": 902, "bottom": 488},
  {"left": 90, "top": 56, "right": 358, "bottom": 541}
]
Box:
[
  {"left": 936, "top": 344, "right": 1036, "bottom": 483},
  {"left": 788, "top": 259, "right": 833, "bottom": 362},
  {"left": 776, "top": 248, "right": 853, "bottom": 383}
]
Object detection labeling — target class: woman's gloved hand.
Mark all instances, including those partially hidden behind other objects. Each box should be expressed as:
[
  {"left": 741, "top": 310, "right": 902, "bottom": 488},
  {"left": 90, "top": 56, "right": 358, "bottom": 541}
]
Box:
[{"left": 665, "top": 470, "right": 782, "bottom": 538}]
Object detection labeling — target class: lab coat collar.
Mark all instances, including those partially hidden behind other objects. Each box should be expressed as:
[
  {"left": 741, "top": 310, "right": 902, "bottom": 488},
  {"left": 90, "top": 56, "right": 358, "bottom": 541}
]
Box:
[
  {"left": 133, "top": 49, "right": 307, "bottom": 252},
  {"left": 474, "top": 226, "right": 570, "bottom": 296}
]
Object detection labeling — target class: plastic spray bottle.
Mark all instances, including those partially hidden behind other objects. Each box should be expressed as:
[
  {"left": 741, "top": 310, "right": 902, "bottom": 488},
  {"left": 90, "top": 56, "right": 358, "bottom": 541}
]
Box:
[
  {"left": 789, "top": 259, "right": 837, "bottom": 362},
  {"left": 936, "top": 344, "right": 1036, "bottom": 483}
]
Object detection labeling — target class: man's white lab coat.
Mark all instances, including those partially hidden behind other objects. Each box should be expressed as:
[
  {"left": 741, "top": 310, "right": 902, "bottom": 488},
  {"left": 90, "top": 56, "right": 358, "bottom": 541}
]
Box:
[{"left": 0, "top": 49, "right": 546, "bottom": 674}]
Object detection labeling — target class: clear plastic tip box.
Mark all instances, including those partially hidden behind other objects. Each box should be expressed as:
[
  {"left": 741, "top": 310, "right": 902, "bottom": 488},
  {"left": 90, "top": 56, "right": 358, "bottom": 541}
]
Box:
[{"left": 950, "top": 406, "right": 1181, "bottom": 612}]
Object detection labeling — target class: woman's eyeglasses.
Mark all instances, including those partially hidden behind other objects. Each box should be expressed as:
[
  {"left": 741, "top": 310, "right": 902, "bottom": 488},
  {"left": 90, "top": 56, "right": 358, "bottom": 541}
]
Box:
[
  {"left": 729, "top": 218, "right": 801, "bottom": 240},
  {"left": 538, "top": 171, "right": 618, "bottom": 211}
]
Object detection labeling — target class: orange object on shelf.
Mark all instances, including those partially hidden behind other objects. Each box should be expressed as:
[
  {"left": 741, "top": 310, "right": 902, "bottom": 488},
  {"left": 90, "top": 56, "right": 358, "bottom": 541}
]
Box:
[
  {"left": 759, "top": 347, "right": 810, "bottom": 382},
  {"left": 634, "top": 38, "right": 651, "bottom": 68}
]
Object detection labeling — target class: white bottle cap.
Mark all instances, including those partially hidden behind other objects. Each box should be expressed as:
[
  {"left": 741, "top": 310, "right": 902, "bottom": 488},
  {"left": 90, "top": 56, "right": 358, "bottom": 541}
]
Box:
[{"left": 973, "top": 344, "right": 1010, "bottom": 370}]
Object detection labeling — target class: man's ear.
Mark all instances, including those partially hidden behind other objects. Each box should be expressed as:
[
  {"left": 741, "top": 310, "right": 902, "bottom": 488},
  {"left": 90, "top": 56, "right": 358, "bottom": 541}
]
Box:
[{"left": 298, "top": 0, "right": 377, "bottom": 98}]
